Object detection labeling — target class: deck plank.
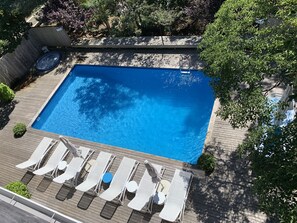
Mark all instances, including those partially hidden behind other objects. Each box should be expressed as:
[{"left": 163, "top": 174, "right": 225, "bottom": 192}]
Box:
[{"left": 0, "top": 51, "right": 267, "bottom": 222}]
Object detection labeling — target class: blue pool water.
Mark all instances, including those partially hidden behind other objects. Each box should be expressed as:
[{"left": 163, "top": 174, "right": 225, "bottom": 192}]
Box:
[{"left": 33, "top": 65, "right": 214, "bottom": 164}]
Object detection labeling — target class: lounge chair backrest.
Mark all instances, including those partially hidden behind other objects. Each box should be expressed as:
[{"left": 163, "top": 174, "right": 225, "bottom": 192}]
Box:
[
  {"left": 138, "top": 163, "right": 163, "bottom": 194},
  {"left": 99, "top": 157, "right": 138, "bottom": 203},
  {"left": 66, "top": 147, "right": 90, "bottom": 174},
  {"left": 159, "top": 169, "right": 192, "bottom": 222},
  {"left": 29, "top": 137, "right": 54, "bottom": 162},
  {"left": 166, "top": 170, "right": 192, "bottom": 203},
  {"left": 16, "top": 137, "right": 56, "bottom": 170},
  {"left": 75, "top": 151, "right": 115, "bottom": 192},
  {"left": 87, "top": 151, "right": 113, "bottom": 180},
  {"left": 66, "top": 158, "right": 83, "bottom": 174},
  {"left": 127, "top": 162, "right": 164, "bottom": 213},
  {"left": 110, "top": 157, "right": 137, "bottom": 188},
  {"left": 46, "top": 143, "right": 68, "bottom": 166}
]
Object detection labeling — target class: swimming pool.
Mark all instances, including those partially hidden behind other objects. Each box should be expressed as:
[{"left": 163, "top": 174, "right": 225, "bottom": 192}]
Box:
[{"left": 33, "top": 65, "right": 214, "bottom": 164}]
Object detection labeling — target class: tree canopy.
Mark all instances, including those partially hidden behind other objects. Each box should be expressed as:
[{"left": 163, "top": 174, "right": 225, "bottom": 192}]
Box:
[
  {"left": 1, "top": 0, "right": 225, "bottom": 54},
  {"left": 199, "top": 0, "right": 296, "bottom": 222},
  {"left": 39, "top": 0, "right": 225, "bottom": 38},
  {"left": 240, "top": 119, "right": 297, "bottom": 222},
  {"left": 0, "top": 0, "right": 45, "bottom": 56},
  {"left": 199, "top": 0, "right": 296, "bottom": 128}
]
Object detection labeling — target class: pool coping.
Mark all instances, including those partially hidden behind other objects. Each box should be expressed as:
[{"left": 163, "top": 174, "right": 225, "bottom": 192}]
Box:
[
  {"left": 204, "top": 98, "right": 219, "bottom": 148},
  {"left": 28, "top": 66, "right": 73, "bottom": 127}
]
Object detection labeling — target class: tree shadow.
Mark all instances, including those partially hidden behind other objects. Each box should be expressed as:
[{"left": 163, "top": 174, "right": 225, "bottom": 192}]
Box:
[
  {"left": 53, "top": 51, "right": 88, "bottom": 75},
  {"left": 100, "top": 36, "right": 156, "bottom": 46},
  {"left": 186, "top": 141, "right": 276, "bottom": 222},
  {"left": 0, "top": 100, "right": 18, "bottom": 130},
  {"left": 73, "top": 77, "right": 139, "bottom": 126},
  {"left": 87, "top": 48, "right": 200, "bottom": 69}
]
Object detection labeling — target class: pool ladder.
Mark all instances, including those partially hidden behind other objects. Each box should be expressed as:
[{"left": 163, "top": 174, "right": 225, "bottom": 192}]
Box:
[
  {"left": 179, "top": 59, "right": 191, "bottom": 75},
  {"left": 180, "top": 69, "right": 191, "bottom": 75}
]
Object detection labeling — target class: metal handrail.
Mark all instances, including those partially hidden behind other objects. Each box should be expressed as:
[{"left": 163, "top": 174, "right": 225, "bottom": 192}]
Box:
[{"left": 0, "top": 187, "right": 82, "bottom": 223}]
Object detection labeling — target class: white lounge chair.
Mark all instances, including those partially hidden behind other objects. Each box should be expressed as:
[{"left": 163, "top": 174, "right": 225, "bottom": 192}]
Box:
[
  {"left": 16, "top": 137, "right": 56, "bottom": 170},
  {"left": 75, "top": 151, "right": 115, "bottom": 193},
  {"left": 100, "top": 157, "right": 139, "bottom": 204},
  {"left": 33, "top": 142, "right": 69, "bottom": 177},
  {"left": 159, "top": 169, "right": 193, "bottom": 222},
  {"left": 127, "top": 163, "right": 164, "bottom": 213},
  {"left": 53, "top": 146, "right": 94, "bottom": 185}
]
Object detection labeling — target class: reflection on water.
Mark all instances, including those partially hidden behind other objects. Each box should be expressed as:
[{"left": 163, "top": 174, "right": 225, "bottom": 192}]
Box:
[{"left": 162, "top": 71, "right": 201, "bottom": 87}]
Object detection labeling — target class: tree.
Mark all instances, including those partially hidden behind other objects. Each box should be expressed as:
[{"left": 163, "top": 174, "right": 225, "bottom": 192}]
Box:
[
  {"left": 199, "top": 0, "right": 297, "bottom": 222},
  {"left": 0, "top": 1, "right": 30, "bottom": 55},
  {"left": 240, "top": 120, "right": 297, "bottom": 222},
  {"left": 39, "top": 0, "right": 93, "bottom": 39},
  {"left": 183, "top": 0, "right": 225, "bottom": 34},
  {"left": 80, "top": 0, "right": 117, "bottom": 32},
  {"left": 46, "top": 0, "right": 224, "bottom": 37},
  {"left": 0, "top": 0, "right": 46, "bottom": 56},
  {"left": 82, "top": 0, "right": 187, "bottom": 36},
  {"left": 200, "top": 0, "right": 296, "bottom": 128}
]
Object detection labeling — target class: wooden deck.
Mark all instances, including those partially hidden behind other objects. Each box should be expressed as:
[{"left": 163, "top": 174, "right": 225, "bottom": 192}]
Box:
[{"left": 0, "top": 50, "right": 267, "bottom": 223}]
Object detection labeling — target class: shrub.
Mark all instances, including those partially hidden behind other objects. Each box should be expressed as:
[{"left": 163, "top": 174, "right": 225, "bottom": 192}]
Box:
[
  {"left": 13, "top": 123, "right": 27, "bottom": 137},
  {"left": 39, "top": 0, "right": 93, "bottom": 39},
  {"left": 197, "top": 153, "right": 216, "bottom": 174},
  {"left": 5, "top": 181, "right": 31, "bottom": 198},
  {"left": 0, "top": 83, "right": 15, "bottom": 102}
]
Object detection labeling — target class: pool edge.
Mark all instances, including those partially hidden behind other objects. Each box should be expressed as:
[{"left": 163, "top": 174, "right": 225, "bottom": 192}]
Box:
[
  {"left": 203, "top": 98, "right": 219, "bottom": 150},
  {"left": 28, "top": 65, "right": 77, "bottom": 127}
]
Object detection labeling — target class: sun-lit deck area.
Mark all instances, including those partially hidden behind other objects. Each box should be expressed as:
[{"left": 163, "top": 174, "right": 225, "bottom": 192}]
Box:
[{"left": 0, "top": 49, "right": 268, "bottom": 222}]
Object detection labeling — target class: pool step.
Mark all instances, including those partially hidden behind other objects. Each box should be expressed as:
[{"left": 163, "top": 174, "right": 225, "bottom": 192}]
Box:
[{"left": 180, "top": 69, "right": 191, "bottom": 75}]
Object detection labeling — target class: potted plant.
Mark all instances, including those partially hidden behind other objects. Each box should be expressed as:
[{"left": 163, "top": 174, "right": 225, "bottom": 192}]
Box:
[
  {"left": 13, "top": 123, "right": 27, "bottom": 137},
  {"left": 197, "top": 153, "right": 216, "bottom": 175},
  {"left": 0, "top": 83, "right": 15, "bottom": 102},
  {"left": 5, "top": 181, "right": 31, "bottom": 198}
]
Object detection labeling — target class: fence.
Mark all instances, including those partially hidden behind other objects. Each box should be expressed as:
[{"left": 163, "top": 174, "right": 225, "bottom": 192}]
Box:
[
  {"left": 0, "top": 26, "right": 200, "bottom": 86},
  {"left": 29, "top": 26, "right": 71, "bottom": 47},
  {"left": 0, "top": 26, "right": 71, "bottom": 86}
]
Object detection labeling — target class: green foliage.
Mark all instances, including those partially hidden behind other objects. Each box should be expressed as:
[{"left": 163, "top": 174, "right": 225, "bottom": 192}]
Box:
[
  {"left": 0, "top": 0, "right": 45, "bottom": 56},
  {"left": 39, "top": 0, "right": 93, "bottom": 39},
  {"left": 240, "top": 120, "right": 297, "bottom": 222},
  {"left": 5, "top": 181, "right": 31, "bottom": 198},
  {"left": 13, "top": 123, "right": 27, "bottom": 137},
  {"left": 107, "top": 0, "right": 181, "bottom": 36},
  {"left": 75, "top": 0, "right": 223, "bottom": 36},
  {"left": 200, "top": 0, "right": 297, "bottom": 221},
  {"left": 83, "top": 0, "right": 117, "bottom": 32},
  {"left": 199, "top": 0, "right": 297, "bottom": 128},
  {"left": 0, "top": 0, "right": 224, "bottom": 48},
  {"left": 197, "top": 153, "right": 216, "bottom": 173},
  {"left": 0, "top": 83, "right": 15, "bottom": 102}
]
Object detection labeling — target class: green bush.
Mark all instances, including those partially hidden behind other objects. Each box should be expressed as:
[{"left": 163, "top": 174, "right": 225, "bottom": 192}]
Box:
[
  {"left": 0, "top": 83, "right": 15, "bottom": 102},
  {"left": 198, "top": 153, "right": 216, "bottom": 174},
  {"left": 5, "top": 181, "right": 31, "bottom": 198},
  {"left": 13, "top": 123, "right": 27, "bottom": 137}
]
